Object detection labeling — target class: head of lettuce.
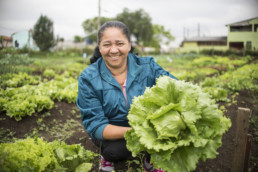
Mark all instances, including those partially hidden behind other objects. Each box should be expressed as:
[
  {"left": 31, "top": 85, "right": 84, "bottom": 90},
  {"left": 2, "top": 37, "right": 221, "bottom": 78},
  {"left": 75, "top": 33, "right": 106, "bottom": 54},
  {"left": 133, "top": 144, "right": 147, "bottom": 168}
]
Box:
[{"left": 125, "top": 76, "right": 231, "bottom": 172}]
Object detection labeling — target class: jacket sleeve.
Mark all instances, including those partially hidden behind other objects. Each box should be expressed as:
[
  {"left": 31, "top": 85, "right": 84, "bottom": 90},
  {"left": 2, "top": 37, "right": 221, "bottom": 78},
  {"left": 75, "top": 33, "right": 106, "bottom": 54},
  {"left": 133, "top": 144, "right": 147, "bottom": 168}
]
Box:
[
  {"left": 150, "top": 57, "right": 178, "bottom": 80},
  {"left": 76, "top": 75, "right": 109, "bottom": 140}
]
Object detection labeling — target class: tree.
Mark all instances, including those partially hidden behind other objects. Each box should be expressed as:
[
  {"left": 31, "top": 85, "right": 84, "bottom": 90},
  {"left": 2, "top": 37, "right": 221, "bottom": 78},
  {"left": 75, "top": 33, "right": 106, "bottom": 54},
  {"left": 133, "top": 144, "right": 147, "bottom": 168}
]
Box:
[
  {"left": 33, "top": 15, "right": 55, "bottom": 51},
  {"left": 0, "top": 36, "right": 4, "bottom": 48},
  {"left": 82, "top": 17, "right": 113, "bottom": 43},
  {"left": 74, "top": 35, "right": 84, "bottom": 43},
  {"left": 149, "top": 24, "right": 175, "bottom": 51},
  {"left": 81, "top": 8, "right": 174, "bottom": 52},
  {"left": 116, "top": 8, "right": 153, "bottom": 47}
]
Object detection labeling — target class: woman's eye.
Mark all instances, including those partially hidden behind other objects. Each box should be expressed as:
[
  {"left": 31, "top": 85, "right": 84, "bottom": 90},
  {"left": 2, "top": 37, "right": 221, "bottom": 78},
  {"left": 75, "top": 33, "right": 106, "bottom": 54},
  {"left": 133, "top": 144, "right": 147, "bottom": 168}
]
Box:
[
  {"left": 103, "top": 44, "right": 110, "bottom": 47},
  {"left": 117, "top": 43, "right": 124, "bottom": 46}
]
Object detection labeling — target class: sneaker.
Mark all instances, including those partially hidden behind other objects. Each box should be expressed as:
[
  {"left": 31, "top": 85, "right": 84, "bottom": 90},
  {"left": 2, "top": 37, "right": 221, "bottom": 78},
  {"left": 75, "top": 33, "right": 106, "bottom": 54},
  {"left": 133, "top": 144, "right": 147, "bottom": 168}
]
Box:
[
  {"left": 143, "top": 158, "right": 164, "bottom": 172},
  {"left": 100, "top": 156, "right": 114, "bottom": 171}
]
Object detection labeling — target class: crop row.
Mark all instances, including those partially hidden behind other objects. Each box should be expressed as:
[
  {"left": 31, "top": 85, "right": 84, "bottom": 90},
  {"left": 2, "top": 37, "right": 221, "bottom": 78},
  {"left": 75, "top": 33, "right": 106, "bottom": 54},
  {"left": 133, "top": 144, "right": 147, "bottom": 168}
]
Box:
[{"left": 0, "top": 73, "right": 78, "bottom": 121}]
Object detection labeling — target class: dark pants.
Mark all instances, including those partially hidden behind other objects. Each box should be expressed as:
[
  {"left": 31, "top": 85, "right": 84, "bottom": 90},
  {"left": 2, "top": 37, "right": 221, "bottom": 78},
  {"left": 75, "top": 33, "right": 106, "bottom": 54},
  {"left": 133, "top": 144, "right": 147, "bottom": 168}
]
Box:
[{"left": 92, "top": 138, "right": 132, "bottom": 162}]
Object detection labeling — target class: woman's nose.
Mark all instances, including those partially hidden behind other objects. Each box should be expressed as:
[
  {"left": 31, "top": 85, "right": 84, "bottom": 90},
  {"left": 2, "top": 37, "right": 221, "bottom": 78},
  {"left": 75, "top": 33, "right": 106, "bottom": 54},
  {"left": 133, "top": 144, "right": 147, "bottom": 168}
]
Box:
[{"left": 110, "top": 46, "right": 119, "bottom": 53}]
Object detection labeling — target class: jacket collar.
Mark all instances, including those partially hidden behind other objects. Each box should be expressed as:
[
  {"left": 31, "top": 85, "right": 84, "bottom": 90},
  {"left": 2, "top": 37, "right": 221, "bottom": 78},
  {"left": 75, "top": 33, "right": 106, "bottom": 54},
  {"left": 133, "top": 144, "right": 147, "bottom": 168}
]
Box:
[
  {"left": 126, "top": 53, "right": 143, "bottom": 89},
  {"left": 100, "top": 53, "right": 143, "bottom": 88}
]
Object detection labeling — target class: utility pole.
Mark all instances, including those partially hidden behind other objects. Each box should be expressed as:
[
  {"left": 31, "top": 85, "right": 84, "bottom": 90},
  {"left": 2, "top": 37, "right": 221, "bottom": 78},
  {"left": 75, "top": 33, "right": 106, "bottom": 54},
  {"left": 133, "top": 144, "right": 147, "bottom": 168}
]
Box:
[
  {"left": 28, "top": 29, "right": 32, "bottom": 53},
  {"left": 183, "top": 27, "right": 186, "bottom": 39},
  {"left": 98, "top": 0, "right": 101, "bottom": 31},
  {"left": 197, "top": 23, "right": 200, "bottom": 37}
]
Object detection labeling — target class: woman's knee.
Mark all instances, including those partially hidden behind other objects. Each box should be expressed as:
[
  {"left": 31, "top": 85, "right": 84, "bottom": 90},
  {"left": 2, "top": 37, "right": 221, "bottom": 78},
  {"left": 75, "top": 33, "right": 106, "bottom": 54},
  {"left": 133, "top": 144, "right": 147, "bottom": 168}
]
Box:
[{"left": 102, "top": 139, "right": 131, "bottom": 162}]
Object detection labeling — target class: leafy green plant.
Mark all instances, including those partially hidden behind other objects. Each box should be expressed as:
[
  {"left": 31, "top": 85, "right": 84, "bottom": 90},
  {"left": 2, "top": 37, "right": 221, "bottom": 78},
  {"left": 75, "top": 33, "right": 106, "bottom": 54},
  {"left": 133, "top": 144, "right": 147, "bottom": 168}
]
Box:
[
  {"left": 0, "top": 74, "right": 78, "bottom": 120},
  {"left": 5, "top": 72, "right": 41, "bottom": 88},
  {"left": 200, "top": 77, "right": 229, "bottom": 102},
  {"left": 2, "top": 89, "right": 54, "bottom": 121},
  {"left": 43, "top": 69, "right": 56, "bottom": 78},
  {"left": 192, "top": 56, "right": 247, "bottom": 70},
  {"left": 37, "top": 118, "right": 43, "bottom": 125},
  {"left": 0, "top": 54, "right": 35, "bottom": 74},
  {"left": 125, "top": 76, "right": 231, "bottom": 172},
  {"left": 0, "top": 128, "right": 16, "bottom": 143},
  {"left": 220, "top": 64, "right": 258, "bottom": 93},
  {"left": 59, "top": 110, "right": 63, "bottom": 116},
  {"left": 0, "top": 137, "right": 97, "bottom": 172},
  {"left": 175, "top": 68, "right": 219, "bottom": 82}
]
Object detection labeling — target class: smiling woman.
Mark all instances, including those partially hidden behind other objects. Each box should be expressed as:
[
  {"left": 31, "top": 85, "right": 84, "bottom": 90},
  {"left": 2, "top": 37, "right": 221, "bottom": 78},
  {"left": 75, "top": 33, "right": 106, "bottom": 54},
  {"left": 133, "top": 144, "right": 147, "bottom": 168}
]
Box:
[
  {"left": 76, "top": 21, "right": 177, "bottom": 172},
  {"left": 99, "top": 27, "right": 131, "bottom": 71}
]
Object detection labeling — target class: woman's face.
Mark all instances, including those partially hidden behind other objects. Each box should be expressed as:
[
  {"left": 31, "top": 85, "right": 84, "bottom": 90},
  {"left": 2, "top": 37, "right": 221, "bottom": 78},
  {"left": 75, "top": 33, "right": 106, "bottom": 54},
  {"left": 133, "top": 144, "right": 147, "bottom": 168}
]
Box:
[{"left": 99, "top": 27, "right": 131, "bottom": 70}]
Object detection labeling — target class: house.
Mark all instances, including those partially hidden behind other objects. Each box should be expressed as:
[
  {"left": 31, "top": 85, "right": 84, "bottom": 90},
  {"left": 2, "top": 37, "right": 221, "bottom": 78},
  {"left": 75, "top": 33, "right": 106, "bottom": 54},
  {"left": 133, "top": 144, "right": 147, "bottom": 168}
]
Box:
[
  {"left": 0, "top": 35, "right": 13, "bottom": 48},
  {"left": 177, "top": 17, "right": 258, "bottom": 53},
  {"left": 177, "top": 36, "right": 228, "bottom": 53},
  {"left": 11, "top": 30, "right": 39, "bottom": 50},
  {"left": 226, "top": 17, "right": 258, "bottom": 50}
]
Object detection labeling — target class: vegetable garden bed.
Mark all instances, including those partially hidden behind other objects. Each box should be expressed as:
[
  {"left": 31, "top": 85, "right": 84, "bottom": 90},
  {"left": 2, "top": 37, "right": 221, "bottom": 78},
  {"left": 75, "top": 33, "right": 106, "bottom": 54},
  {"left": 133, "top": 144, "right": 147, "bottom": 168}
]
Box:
[{"left": 0, "top": 53, "right": 257, "bottom": 171}]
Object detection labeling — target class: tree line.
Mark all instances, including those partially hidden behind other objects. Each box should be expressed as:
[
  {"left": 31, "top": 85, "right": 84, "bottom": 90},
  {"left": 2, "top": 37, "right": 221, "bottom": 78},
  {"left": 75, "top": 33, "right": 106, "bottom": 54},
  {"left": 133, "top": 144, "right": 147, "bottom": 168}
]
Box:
[{"left": 33, "top": 8, "right": 174, "bottom": 52}]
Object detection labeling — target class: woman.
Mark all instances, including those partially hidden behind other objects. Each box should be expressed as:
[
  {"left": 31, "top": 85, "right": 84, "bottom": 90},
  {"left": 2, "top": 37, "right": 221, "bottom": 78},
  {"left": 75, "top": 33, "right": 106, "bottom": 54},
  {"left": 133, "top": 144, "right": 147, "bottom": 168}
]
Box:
[{"left": 77, "top": 21, "right": 177, "bottom": 172}]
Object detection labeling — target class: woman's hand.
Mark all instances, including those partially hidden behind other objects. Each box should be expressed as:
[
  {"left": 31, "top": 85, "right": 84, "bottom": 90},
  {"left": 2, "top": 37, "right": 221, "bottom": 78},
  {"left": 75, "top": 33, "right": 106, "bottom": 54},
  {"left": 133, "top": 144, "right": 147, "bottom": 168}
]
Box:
[{"left": 103, "top": 124, "right": 131, "bottom": 140}]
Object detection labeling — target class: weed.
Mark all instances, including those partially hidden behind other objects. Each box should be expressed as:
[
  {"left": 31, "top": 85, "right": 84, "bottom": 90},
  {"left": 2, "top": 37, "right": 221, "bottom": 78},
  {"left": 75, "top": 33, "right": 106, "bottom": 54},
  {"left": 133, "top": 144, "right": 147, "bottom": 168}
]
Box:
[
  {"left": 59, "top": 110, "right": 63, "bottom": 116},
  {"left": 0, "top": 128, "right": 16, "bottom": 143},
  {"left": 219, "top": 105, "right": 227, "bottom": 113},
  {"left": 42, "top": 112, "right": 51, "bottom": 118},
  {"left": 37, "top": 118, "right": 43, "bottom": 125},
  {"left": 0, "top": 117, "right": 6, "bottom": 121}
]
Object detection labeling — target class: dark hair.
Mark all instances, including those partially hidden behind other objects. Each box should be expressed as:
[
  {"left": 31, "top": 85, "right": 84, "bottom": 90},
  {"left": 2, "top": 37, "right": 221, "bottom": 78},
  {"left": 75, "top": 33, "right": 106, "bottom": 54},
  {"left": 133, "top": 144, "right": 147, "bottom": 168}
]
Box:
[
  {"left": 90, "top": 21, "right": 135, "bottom": 64},
  {"left": 97, "top": 21, "right": 131, "bottom": 44},
  {"left": 90, "top": 46, "right": 101, "bottom": 64}
]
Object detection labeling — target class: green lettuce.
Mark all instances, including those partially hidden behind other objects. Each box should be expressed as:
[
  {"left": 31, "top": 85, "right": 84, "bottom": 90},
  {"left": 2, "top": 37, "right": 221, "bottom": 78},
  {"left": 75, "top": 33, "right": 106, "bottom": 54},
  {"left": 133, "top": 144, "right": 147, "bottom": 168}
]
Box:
[
  {"left": 125, "top": 76, "right": 231, "bottom": 172},
  {"left": 0, "top": 138, "right": 97, "bottom": 172}
]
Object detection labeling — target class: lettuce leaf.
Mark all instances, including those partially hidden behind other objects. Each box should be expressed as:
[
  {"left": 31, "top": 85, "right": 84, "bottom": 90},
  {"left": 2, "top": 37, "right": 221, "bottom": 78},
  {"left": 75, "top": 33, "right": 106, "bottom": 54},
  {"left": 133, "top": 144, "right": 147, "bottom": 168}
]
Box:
[{"left": 125, "top": 76, "right": 231, "bottom": 172}]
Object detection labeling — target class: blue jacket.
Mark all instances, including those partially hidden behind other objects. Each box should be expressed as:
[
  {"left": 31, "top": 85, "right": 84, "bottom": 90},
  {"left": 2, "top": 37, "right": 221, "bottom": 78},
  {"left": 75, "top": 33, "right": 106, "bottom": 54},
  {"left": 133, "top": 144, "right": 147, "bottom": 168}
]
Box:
[{"left": 77, "top": 53, "right": 177, "bottom": 140}]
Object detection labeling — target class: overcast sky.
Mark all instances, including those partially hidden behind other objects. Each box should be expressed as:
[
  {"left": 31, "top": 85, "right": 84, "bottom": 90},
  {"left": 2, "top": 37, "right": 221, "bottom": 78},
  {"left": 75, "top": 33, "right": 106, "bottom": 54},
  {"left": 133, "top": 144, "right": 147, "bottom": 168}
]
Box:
[{"left": 0, "top": 0, "right": 258, "bottom": 47}]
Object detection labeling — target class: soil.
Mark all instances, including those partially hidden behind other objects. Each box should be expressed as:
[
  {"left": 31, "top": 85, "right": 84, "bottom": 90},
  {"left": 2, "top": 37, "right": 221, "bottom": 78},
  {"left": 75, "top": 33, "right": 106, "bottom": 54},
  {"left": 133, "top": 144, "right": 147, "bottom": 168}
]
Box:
[{"left": 0, "top": 90, "right": 257, "bottom": 172}]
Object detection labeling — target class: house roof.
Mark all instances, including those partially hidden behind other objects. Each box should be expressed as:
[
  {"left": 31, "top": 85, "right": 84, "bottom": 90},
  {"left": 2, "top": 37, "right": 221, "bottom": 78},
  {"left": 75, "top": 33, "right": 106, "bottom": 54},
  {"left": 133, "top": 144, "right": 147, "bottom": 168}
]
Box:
[
  {"left": 183, "top": 36, "right": 227, "bottom": 42},
  {"left": 226, "top": 17, "right": 258, "bottom": 26},
  {"left": 0, "top": 35, "right": 13, "bottom": 41}
]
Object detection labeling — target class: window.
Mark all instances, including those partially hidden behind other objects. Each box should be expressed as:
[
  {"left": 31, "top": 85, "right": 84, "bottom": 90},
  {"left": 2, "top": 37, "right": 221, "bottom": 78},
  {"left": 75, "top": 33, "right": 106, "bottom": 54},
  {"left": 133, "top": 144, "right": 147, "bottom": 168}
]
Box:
[
  {"left": 229, "top": 42, "right": 244, "bottom": 50},
  {"left": 198, "top": 41, "right": 227, "bottom": 46},
  {"left": 246, "top": 41, "right": 252, "bottom": 50},
  {"left": 230, "top": 25, "right": 252, "bottom": 32},
  {"left": 254, "top": 24, "right": 258, "bottom": 32}
]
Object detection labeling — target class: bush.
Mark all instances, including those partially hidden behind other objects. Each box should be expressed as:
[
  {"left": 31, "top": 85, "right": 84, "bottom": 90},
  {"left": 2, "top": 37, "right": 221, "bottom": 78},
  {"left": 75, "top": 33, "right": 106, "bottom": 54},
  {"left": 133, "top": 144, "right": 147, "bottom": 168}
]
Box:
[
  {"left": 200, "top": 49, "right": 258, "bottom": 57},
  {"left": 82, "top": 46, "right": 94, "bottom": 57}
]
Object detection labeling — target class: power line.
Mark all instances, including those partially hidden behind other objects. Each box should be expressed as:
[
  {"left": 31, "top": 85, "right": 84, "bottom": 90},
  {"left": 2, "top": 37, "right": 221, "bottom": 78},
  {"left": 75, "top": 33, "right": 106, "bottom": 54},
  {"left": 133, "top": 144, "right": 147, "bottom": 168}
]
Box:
[{"left": 0, "top": 25, "right": 18, "bottom": 32}]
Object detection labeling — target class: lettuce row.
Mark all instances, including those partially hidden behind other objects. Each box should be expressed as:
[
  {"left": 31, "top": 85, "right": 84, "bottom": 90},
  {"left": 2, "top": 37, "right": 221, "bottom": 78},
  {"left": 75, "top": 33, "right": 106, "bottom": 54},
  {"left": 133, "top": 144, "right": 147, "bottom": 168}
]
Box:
[
  {"left": 199, "top": 63, "right": 258, "bottom": 101},
  {"left": 4, "top": 72, "right": 41, "bottom": 88},
  {"left": 125, "top": 76, "right": 231, "bottom": 172},
  {"left": 220, "top": 63, "right": 258, "bottom": 93},
  {"left": 0, "top": 76, "right": 78, "bottom": 121},
  {"left": 0, "top": 138, "right": 97, "bottom": 172}
]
